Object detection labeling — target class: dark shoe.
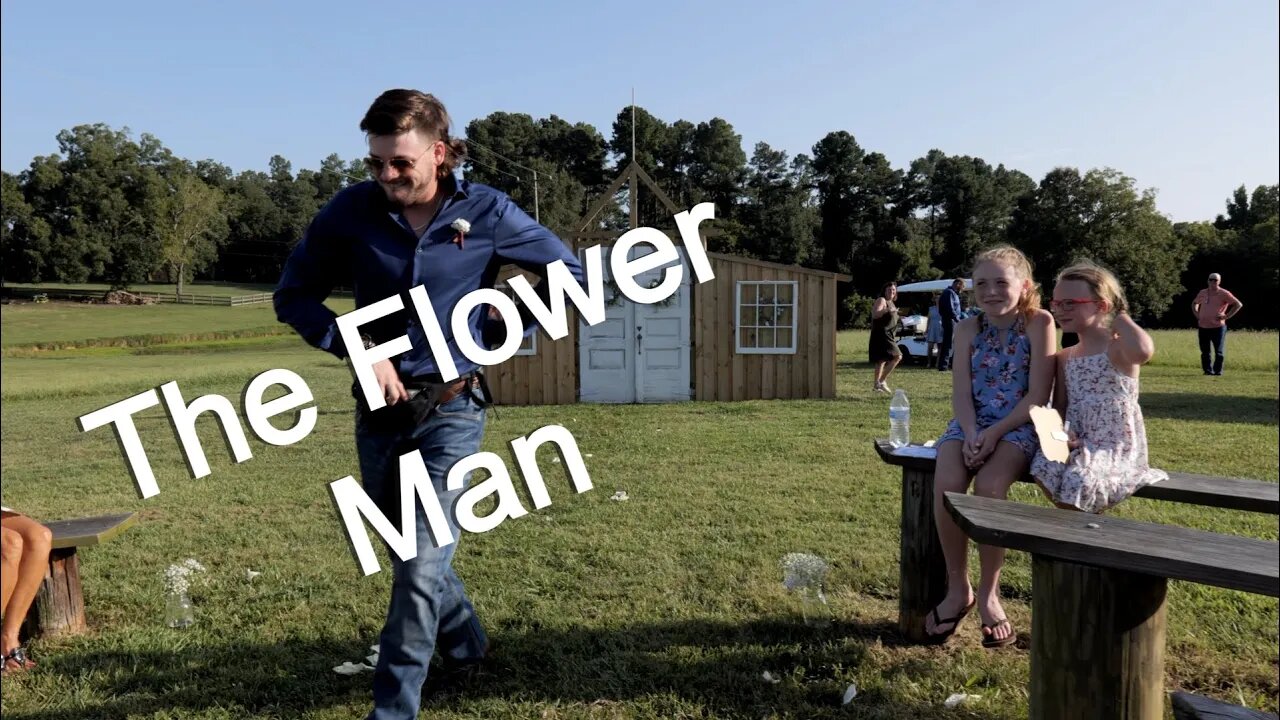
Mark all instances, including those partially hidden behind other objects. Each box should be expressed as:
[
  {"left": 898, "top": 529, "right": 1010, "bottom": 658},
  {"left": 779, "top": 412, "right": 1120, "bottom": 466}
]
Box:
[
  {"left": 921, "top": 598, "right": 975, "bottom": 645},
  {"left": 981, "top": 618, "right": 1017, "bottom": 649},
  {"left": 427, "top": 641, "right": 494, "bottom": 696}
]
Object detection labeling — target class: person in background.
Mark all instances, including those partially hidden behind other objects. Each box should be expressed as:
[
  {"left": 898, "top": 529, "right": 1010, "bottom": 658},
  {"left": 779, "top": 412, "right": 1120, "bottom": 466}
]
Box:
[
  {"left": 1191, "top": 272, "right": 1243, "bottom": 376},
  {"left": 935, "top": 278, "right": 965, "bottom": 371},
  {"left": 925, "top": 292, "right": 944, "bottom": 368},
  {"left": 869, "top": 281, "right": 903, "bottom": 392}
]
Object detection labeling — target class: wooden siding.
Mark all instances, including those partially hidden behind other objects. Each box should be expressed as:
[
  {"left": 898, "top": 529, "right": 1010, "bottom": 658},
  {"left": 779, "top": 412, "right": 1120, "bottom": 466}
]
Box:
[{"left": 692, "top": 255, "right": 839, "bottom": 401}]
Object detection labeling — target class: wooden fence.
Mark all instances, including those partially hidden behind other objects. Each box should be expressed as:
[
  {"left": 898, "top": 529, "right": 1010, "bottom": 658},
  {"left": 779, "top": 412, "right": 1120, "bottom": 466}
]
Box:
[{"left": 2, "top": 287, "right": 352, "bottom": 306}]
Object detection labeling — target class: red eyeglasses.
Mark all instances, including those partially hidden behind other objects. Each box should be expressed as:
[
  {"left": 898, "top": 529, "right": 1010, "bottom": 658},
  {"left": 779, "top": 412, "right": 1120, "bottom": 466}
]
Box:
[{"left": 1049, "top": 298, "right": 1101, "bottom": 311}]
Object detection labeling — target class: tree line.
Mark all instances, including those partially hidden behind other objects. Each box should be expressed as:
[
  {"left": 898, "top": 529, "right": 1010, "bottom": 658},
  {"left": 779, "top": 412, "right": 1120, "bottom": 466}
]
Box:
[{"left": 2, "top": 111, "right": 1276, "bottom": 328}]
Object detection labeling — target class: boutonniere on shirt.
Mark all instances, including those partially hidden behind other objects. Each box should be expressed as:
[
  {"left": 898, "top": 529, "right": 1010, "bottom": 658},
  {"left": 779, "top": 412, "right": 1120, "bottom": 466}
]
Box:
[{"left": 450, "top": 218, "right": 471, "bottom": 249}]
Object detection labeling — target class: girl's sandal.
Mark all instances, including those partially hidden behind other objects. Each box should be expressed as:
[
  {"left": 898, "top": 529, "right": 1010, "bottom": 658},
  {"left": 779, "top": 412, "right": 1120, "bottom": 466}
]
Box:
[
  {"left": 1, "top": 647, "right": 36, "bottom": 674},
  {"left": 981, "top": 619, "right": 1018, "bottom": 649}
]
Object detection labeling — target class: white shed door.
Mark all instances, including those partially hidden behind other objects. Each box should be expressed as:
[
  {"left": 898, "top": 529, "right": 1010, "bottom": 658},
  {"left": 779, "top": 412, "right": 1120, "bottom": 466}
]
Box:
[{"left": 579, "top": 244, "right": 692, "bottom": 403}]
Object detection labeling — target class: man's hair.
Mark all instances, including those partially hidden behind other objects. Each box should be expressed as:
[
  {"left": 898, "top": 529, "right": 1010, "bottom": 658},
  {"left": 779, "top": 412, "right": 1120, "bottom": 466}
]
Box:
[{"left": 360, "top": 89, "right": 467, "bottom": 179}]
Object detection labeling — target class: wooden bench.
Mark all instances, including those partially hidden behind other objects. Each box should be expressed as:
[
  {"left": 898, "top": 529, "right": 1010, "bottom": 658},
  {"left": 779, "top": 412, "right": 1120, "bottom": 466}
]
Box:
[
  {"left": 873, "top": 439, "right": 1279, "bottom": 641},
  {"left": 1171, "top": 691, "right": 1278, "bottom": 719},
  {"left": 19, "top": 512, "right": 137, "bottom": 638},
  {"left": 943, "top": 492, "right": 1278, "bottom": 720}
]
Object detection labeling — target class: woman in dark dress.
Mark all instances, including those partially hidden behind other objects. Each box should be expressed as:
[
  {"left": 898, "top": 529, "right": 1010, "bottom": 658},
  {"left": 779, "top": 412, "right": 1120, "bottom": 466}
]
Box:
[{"left": 869, "top": 281, "right": 902, "bottom": 392}]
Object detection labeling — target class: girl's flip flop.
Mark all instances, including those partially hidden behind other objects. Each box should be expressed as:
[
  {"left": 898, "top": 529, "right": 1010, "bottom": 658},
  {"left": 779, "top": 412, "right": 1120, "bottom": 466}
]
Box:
[{"left": 981, "top": 618, "right": 1017, "bottom": 649}]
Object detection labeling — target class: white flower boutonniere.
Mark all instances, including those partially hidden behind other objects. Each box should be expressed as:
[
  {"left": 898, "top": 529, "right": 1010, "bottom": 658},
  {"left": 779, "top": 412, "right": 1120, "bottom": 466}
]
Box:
[{"left": 450, "top": 218, "right": 471, "bottom": 249}]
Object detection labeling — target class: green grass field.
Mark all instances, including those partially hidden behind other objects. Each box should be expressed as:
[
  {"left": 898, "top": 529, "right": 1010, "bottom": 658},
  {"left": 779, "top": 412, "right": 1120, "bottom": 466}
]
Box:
[
  {"left": 5, "top": 281, "right": 280, "bottom": 297},
  {"left": 1, "top": 301, "right": 1276, "bottom": 719}
]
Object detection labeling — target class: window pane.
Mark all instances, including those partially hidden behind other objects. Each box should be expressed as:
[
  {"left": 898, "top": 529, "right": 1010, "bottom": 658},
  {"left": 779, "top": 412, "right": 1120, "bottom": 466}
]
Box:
[
  {"left": 777, "top": 306, "right": 793, "bottom": 327},
  {"left": 776, "top": 328, "right": 792, "bottom": 349},
  {"left": 742, "top": 327, "right": 758, "bottom": 348},
  {"left": 739, "top": 306, "right": 755, "bottom": 327},
  {"left": 777, "top": 283, "right": 793, "bottom": 303},
  {"left": 759, "top": 328, "right": 775, "bottom": 348},
  {"left": 759, "top": 284, "right": 775, "bottom": 305}
]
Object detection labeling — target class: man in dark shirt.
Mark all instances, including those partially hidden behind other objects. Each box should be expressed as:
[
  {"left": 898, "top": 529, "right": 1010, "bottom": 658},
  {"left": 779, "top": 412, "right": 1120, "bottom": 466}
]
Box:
[
  {"left": 935, "top": 278, "right": 964, "bottom": 371},
  {"left": 275, "top": 89, "right": 584, "bottom": 720}
]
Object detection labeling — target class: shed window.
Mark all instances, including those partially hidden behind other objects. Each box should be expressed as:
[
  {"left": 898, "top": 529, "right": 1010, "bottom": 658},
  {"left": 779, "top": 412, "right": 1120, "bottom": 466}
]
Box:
[
  {"left": 735, "top": 281, "right": 798, "bottom": 354},
  {"left": 494, "top": 282, "right": 536, "bottom": 356}
]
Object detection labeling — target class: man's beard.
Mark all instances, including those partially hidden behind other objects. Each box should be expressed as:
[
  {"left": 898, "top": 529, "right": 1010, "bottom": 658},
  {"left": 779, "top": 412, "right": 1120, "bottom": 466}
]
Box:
[
  {"left": 381, "top": 180, "right": 418, "bottom": 210},
  {"left": 381, "top": 178, "right": 434, "bottom": 210}
]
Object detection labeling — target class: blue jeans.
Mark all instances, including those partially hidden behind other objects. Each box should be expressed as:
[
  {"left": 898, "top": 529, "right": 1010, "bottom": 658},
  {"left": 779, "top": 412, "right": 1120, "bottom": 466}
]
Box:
[
  {"left": 1198, "top": 326, "right": 1226, "bottom": 374},
  {"left": 355, "top": 388, "right": 490, "bottom": 720}
]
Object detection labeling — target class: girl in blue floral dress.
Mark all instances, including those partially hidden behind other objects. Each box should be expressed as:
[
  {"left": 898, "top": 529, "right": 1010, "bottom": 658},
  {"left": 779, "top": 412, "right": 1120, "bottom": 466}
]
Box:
[{"left": 922, "top": 246, "right": 1056, "bottom": 649}]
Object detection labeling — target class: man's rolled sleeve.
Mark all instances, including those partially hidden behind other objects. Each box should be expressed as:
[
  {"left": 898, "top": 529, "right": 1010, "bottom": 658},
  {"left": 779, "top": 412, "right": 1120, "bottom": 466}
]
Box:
[
  {"left": 492, "top": 198, "right": 587, "bottom": 336},
  {"left": 274, "top": 212, "right": 348, "bottom": 359}
]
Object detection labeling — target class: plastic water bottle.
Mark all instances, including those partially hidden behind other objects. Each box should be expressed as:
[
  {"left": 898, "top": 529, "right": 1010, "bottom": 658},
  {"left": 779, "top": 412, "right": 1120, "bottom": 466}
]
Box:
[{"left": 889, "top": 389, "right": 911, "bottom": 448}]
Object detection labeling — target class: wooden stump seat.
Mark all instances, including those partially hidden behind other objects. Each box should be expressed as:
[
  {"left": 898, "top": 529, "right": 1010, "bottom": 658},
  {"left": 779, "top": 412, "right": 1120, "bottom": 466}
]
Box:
[{"left": 19, "top": 512, "right": 137, "bottom": 638}]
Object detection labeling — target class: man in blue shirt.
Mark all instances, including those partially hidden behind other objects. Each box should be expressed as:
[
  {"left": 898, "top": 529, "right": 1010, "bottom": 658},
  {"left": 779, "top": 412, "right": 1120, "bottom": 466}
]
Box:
[
  {"left": 936, "top": 278, "right": 964, "bottom": 371},
  {"left": 275, "top": 89, "right": 584, "bottom": 720}
]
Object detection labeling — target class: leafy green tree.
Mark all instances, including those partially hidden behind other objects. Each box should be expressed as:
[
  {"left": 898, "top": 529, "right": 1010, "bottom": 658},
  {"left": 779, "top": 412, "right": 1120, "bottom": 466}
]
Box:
[
  {"left": 1008, "top": 167, "right": 1185, "bottom": 319},
  {"left": 739, "top": 142, "right": 817, "bottom": 265},
  {"left": 45, "top": 125, "right": 168, "bottom": 287},
  {"left": 153, "top": 167, "right": 228, "bottom": 294},
  {"left": 689, "top": 118, "right": 748, "bottom": 223},
  {"left": 1, "top": 170, "right": 52, "bottom": 284}
]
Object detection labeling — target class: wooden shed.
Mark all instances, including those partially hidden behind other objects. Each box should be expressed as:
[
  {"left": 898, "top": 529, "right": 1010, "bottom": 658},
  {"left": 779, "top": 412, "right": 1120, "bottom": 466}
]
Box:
[{"left": 484, "top": 162, "right": 848, "bottom": 405}]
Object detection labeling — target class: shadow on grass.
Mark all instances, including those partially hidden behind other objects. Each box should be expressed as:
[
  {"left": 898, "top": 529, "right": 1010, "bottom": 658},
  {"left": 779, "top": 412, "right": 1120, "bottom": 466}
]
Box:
[
  {"left": 14, "top": 617, "right": 962, "bottom": 719},
  {"left": 1140, "top": 392, "right": 1279, "bottom": 426}
]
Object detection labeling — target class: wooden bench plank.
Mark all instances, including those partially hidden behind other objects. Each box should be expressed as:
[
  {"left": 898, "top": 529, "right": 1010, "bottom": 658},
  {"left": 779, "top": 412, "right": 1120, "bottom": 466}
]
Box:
[
  {"left": 45, "top": 512, "right": 137, "bottom": 549},
  {"left": 943, "top": 492, "right": 1279, "bottom": 597},
  {"left": 875, "top": 439, "right": 1280, "bottom": 514},
  {"left": 1171, "top": 691, "right": 1278, "bottom": 719}
]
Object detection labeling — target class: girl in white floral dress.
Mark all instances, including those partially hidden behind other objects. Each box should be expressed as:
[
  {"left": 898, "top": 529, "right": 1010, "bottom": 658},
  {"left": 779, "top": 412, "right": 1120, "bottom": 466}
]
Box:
[{"left": 1031, "top": 260, "right": 1168, "bottom": 513}]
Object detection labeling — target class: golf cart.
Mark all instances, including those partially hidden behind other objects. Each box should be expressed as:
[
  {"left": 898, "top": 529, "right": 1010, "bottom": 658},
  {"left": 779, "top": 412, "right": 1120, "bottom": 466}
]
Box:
[{"left": 894, "top": 279, "right": 972, "bottom": 365}]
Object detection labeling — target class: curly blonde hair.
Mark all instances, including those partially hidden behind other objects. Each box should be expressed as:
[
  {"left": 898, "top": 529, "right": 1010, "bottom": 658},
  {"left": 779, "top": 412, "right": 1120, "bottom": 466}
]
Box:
[{"left": 971, "top": 245, "right": 1041, "bottom": 319}]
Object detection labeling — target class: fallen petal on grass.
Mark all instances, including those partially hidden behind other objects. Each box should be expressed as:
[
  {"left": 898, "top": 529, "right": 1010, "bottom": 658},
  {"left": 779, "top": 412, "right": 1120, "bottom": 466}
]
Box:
[{"left": 944, "top": 693, "right": 980, "bottom": 708}]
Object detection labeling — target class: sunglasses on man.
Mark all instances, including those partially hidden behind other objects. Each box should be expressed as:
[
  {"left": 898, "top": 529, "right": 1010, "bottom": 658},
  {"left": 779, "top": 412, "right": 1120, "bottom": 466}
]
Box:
[{"left": 364, "top": 145, "right": 433, "bottom": 174}]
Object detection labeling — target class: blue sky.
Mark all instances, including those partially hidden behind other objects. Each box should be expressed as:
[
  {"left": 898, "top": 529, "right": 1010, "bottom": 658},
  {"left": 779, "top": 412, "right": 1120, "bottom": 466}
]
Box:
[{"left": 2, "top": 0, "right": 1276, "bottom": 222}]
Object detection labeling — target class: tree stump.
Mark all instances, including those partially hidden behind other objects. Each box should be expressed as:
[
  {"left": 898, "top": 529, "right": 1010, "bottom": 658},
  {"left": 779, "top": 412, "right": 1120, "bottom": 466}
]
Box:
[
  {"left": 21, "top": 548, "right": 87, "bottom": 639},
  {"left": 899, "top": 467, "right": 946, "bottom": 640},
  {"left": 1030, "top": 557, "right": 1167, "bottom": 720}
]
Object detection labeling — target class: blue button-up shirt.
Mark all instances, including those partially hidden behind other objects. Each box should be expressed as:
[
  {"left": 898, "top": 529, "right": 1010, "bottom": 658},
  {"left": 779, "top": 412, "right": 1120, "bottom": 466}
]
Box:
[{"left": 274, "top": 175, "right": 584, "bottom": 378}]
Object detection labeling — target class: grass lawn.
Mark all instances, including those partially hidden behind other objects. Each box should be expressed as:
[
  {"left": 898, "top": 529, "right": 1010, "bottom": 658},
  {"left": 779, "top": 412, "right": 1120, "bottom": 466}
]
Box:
[
  {"left": 0, "top": 303, "right": 1276, "bottom": 719},
  {"left": 0, "top": 298, "right": 354, "bottom": 349},
  {"left": 5, "top": 281, "right": 282, "bottom": 297}
]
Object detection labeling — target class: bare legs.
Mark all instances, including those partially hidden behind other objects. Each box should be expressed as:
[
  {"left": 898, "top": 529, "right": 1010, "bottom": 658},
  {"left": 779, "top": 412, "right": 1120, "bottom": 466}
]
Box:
[
  {"left": 924, "top": 440, "right": 1025, "bottom": 645},
  {"left": 1, "top": 514, "right": 52, "bottom": 669},
  {"left": 873, "top": 355, "right": 902, "bottom": 392}
]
